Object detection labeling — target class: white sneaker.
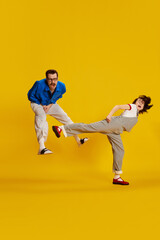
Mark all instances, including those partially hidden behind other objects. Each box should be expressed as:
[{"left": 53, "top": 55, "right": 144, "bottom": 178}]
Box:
[
  {"left": 38, "top": 148, "right": 53, "bottom": 155},
  {"left": 80, "top": 138, "right": 89, "bottom": 145}
]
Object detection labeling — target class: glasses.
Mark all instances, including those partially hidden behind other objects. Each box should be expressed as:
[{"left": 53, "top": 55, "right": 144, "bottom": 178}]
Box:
[{"left": 47, "top": 78, "right": 58, "bottom": 82}]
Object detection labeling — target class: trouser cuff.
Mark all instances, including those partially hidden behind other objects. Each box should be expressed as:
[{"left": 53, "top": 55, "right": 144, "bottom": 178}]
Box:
[
  {"left": 61, "top": 125, "right": 68, "bottom": 137},
  {"left": 113, "top": 170, "right": 123, "bottom": 174}
]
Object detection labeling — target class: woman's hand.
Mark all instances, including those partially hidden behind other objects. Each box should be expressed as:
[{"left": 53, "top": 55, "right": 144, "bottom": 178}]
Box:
[{"left": 106, "top": 115, "right": 112, "bottom": 123}]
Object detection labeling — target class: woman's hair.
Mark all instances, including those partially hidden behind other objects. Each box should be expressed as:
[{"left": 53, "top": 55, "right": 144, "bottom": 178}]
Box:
[{"left": 133, "top": 95, "right": 153, "bottom": 114}]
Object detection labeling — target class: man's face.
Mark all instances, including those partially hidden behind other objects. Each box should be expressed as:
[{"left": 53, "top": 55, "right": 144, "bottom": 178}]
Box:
[
  {"left": 135, "top": 98, "right": 145, "bottom": 111},
  {"left": 46, "top": 73, "right": 58, "bottom": 91}
]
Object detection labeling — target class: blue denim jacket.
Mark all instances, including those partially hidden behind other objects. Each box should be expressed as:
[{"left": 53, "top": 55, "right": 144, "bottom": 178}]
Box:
[{"left": 27, "top": 79, "right": 66, "bottom": 105}]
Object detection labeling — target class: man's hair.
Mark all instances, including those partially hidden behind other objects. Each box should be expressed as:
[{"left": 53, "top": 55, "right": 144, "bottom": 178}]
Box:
[
  {"left": 46, "top": 69, "right": 58, "bottom": 78},
  {"left": 132, "top": 95, "right": 153, "bottom": 114}
]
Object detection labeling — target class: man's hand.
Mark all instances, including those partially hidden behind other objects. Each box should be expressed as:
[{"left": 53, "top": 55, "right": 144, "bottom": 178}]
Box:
[{"left": 42, "top": 104, "right": 53, "bottom": 113}]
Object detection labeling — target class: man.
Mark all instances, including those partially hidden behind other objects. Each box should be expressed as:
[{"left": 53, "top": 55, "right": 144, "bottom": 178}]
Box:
[
  {"left": 28, "top": 69, "right": 88, "bottom": 154},
  {"left": 52, "top": 95, "right": 153, "bottom": 185}
]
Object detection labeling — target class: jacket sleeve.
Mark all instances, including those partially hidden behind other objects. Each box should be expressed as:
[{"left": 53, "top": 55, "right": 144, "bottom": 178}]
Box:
[
  {"left": 62, "top": 84, "right": 66, "bottom": 95},
  {"left": 27, "top": 81, "right": 41, "bottom": 104},
  {"left": 56, "top": 84, "right": 66, "bottom": 100}
]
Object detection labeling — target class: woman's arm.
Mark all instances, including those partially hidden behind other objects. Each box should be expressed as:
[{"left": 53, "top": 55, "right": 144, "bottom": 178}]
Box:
[{"left": 106, "top": 104, "right": 131, "bottom": 122}]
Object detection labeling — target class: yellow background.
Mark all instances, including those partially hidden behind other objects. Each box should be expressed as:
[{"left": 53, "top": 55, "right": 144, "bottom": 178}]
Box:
[{"left": 0, "top": 0, "right": 160, "bottom": 239}]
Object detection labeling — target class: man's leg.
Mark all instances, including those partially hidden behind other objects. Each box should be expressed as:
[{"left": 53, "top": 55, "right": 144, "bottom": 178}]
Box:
[
  {"left": 48, "top": 104, "right": 87, "bottom": 145},
  {"left": 31, "top": 103, "right": 52, "bottom": 154}
]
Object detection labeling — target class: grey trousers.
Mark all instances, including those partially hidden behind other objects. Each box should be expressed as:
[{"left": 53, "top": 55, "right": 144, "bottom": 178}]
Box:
[{"left": 63, "top": 116, "right": 138, "bottom": 174}]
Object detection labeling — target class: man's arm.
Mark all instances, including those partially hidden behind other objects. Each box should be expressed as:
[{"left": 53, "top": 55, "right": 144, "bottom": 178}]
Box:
[
  {"left": 106, "top": 104, "right": 131, "bottom": 122},
  {"left": 27, "top": 81, "right": 40, "bottom": 104}
]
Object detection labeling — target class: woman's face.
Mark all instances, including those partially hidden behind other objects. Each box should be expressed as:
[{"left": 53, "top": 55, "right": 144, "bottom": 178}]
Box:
[{"left": 135, "top": 98, "right": 145, "bottom": 111}]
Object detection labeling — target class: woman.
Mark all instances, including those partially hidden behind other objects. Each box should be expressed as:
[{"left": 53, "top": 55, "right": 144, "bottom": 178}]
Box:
[{"left": 52, "top": 95, "right": 153, "bottom": 185}]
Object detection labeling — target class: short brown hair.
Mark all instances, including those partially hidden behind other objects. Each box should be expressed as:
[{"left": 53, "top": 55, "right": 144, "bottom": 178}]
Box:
[{"left": 46, "top": 69, "right": 58, "bottom": 78}]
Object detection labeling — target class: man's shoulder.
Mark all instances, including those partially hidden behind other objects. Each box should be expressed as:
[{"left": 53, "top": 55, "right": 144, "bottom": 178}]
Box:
[
  {"left": 57, "top": 81, "right": 65, "bottom": 87},
  {"left": 57, "top": 81, "right": 66, "bottom": 91},
  {"left": 35, "top": 79, "right": 47, "bottom": 88},
  {"left": 38, "top": 79, "right": 46, "bottom": 84}
]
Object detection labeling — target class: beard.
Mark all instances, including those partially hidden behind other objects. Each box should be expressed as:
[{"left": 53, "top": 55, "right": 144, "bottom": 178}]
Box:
[{"left": 49, "top": 83, "right": 57, "bottom": 92}]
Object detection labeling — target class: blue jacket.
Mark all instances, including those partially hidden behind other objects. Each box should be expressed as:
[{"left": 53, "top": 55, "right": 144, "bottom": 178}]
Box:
[{"left": 27, "top": 79, "right": 66, "bottom": 105}]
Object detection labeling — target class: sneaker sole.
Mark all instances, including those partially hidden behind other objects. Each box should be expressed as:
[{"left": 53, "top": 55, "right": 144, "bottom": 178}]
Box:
[
  {"left": 38, "top": 152, "right": 53, "bottom": 155},
  {"left": 113, "top": 182, "right": 129, "bottom": 185},
  {"left": 52, "top": 126, "right": 60, "bottom": 138}
]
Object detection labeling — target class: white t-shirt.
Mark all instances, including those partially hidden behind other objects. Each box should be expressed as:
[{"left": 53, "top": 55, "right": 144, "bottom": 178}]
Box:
[{"left": 121, "top": 104, "right": 138, "bottom": 117}]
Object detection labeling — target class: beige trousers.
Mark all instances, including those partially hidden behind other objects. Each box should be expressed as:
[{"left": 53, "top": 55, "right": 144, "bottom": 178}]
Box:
[{"left": 31, "top": 103, "right": 74, "bottom": 142}]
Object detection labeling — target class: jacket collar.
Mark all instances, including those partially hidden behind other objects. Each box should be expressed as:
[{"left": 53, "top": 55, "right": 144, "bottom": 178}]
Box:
[{"left": 44, "top": 79, "right": 60, "bottom": 92}]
